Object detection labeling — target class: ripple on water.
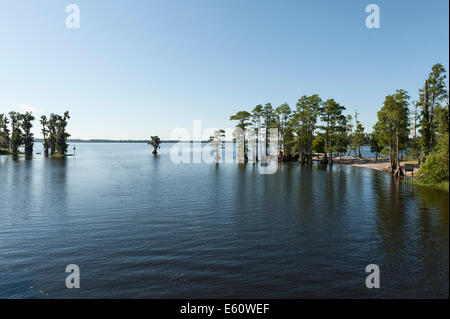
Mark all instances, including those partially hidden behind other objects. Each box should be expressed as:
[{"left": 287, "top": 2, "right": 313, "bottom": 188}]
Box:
[{"left": 0, "top": 143, "right": 448, "bottom": 298}]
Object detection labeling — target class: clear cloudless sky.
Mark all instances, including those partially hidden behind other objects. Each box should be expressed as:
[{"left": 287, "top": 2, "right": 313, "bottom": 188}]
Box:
[{"left": 0, "top": 0, "right": 448, "bottom": 140}]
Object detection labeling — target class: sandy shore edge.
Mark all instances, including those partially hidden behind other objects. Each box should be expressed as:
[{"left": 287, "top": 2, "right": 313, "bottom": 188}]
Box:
[{"left": 314, "top": 156, "right": 420, "bottom": 176}]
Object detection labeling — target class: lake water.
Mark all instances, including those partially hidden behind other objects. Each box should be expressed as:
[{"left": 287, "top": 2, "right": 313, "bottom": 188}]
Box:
[{"left": 0, "top": 143, "right": 448, "bottom": 298}]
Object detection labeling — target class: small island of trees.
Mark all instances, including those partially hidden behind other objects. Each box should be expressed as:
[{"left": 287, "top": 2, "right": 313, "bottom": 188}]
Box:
[
  {"left": 148, "top": 136, "right": 161, "bottom": 155},
  {"left": 0, "top": 111, "right": 71, "bottom": 159}
]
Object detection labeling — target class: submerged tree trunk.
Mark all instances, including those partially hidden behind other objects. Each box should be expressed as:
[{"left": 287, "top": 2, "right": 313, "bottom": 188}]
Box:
[
  {"left": 243, "top": 132, "right": 248, "bottom": 163},
  {"left": 307, "top": 143, "right": 312, "bottom": 166},
  {"left": 422, "top": 81, "right": 429, "bottom": 163},
  {"left": 389, "top": 142, "right": 394, "bottom": 173},
  {"left": 25, "top": 145, "right": 32, "bottom": 160},
  {"left": 298, "top": 144, "right": 306, "bottom": 164},
  {"left": 43, "top": 140, "right": 49, "bottom": 157},
  {"left": 255, "top": 127, "right": 259, "bottom": 162},
  {"left": 393, "top": 128, "right": 404, "bottom": 177},
  {"left": 50, "top": 141, "right": 56, "bottom": 155},
  {"left": 214, "top": 144, "right": 220, "bottom": 163},
  {"left": 430, "top": 92, "right": 435, "bottom": 148}
]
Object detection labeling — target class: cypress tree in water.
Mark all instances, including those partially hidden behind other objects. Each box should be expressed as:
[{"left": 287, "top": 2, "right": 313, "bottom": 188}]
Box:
[
  {"left": 0, "top": 114, "right": 10, "bottom": 150},
  {"left": 40, "top": 115, "right": 50, "bottom": 157},
  {"left": 20, "top": 112, "right": 35, "bottom": 160},
  {"left": 8, "top": 111, "right": 22, "bottom": 158},
  {"left": 148, "top": 136, "right": 161, "bottom": 155},
  {"left": 55, "top": 111, "right": 71, "bottom": 155}
]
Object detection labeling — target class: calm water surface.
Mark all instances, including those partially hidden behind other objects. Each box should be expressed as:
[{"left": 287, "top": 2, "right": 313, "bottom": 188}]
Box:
[{"left": 0, "top": 143, "right": 448, "bottom": 298}]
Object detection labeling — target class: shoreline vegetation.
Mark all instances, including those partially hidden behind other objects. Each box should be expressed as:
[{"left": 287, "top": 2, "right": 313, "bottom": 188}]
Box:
[
  {"left": 216, "top": 63, "right": 448, "bottom": 191},
  {"left": 329, "top": 155, "right": 448, "bottom": 191},
  {"left": 2, "top": 64, "right": 449, "bottom": 192},
  {"left": 6, "top": 139, "right": 241, "bottom": 145}
]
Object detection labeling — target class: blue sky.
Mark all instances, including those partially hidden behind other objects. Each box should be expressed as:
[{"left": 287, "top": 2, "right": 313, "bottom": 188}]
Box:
[{"left": 0, "top": 0, "right": 448, "bottom": 139}]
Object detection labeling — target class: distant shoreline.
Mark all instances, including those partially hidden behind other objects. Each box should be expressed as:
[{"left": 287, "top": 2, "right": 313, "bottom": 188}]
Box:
[{"left": 34, "top": 139, "right": 210, "bottom": 143}]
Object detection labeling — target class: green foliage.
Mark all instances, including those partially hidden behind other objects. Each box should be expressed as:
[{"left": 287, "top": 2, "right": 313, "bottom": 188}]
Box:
[
  {"left": 0, "top": 148, "right": 12, "bottom": 155},
  {"left": 374, "top": 89, "right": 410, "bottom": 173},
  {"left": 417, "top": 126, "right": 449, "bottom": 184},
  {"left": 9, "top": 111, "right": 22, "bottom": 155},
  {"left": 275, "top": 103, "right": 291, "bottom": 126},
  {"left": 419, "top": 63, "right": 448, "bottom": 156},
  {"left": 380, "top": 146, "right": 391, "bottom": 156},
  {"left": 223, "top": 62, "right": 447, "bottom": 181},
  {"left": 419, "top": 80, "right": 432, "bottom": 157},
  {"left": 406, "top": 141, "right": 421, "bottom": 163},
  {"left": 230, "top": 111, "right": 252, "bottom": 160},
  {"left": 369, "top": 133, "right": 383, "bottom": 160},
  {"left": 407, "top": 101, "right": 421, "bottom": 162},
  {"left": 230, "top": 111, "right": 252, "bottom": 130},
  {"left": 148, "top": 136, "right": 162, "bottom": 154},
  {"left": 49, "top": 153, "right": 67, "bottom": 158},
  {"left": 251, "top": 105, "right": 263, "bottom": 131},
  {"left": 0, "top": 110, "right": 70, "bottom": 158},
  {"left": 411, "top": 180, "right": 449, "bottom": 192},
  {"left": 48, "top": 114, "right": 58, "bottom": 154},
  {"left": 293, "top": 95, "right": 322, "bottom": 163},
  {"left": 352, "top": 123, "right": 365, "bottom": 157},
  {"left": 0, "top": 114, "right": 10, "bottom": 149},
  {"left": 261, "top": 104, "right": 276, "bottom": 156},
  {"left": 273, "top": 103, "right": 292, "bottom": 159},
  {"left": 20, "top": 112, "right": 35, "bottom": 159},
  {"left": 312, "top": 135, "right": 325, "bottom": 154},
  {"left": 436, "top": 104, "right": 449, "bottom": 137},
  {"left": 40, "top": 115, "right": 50, "bottom": 156},
  {"left": 319, "top": 99, "right": 346, "bottom": 160},
  {"left": 55, "top": 111, "right": 71, "bottom": 155},
  {"left": 427, "top": 63, "right": 448, "bottom": 109},
  {"left": 417, "top": 153, "right": 449, "bottom": 184},
  {"left": 414, "top": 63, "right": 449, "bottom": 184},
  {"left": 283, "top": 119, "right": 296, "bottom": 160},
  {"left": 350, "top": 111, "right": 365, "bottom": 157}
]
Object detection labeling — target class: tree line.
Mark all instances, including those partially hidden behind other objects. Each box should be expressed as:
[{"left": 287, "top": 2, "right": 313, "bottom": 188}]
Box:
[
  {"left": 371, "top": 63, "right": 448, "bottom": 181},
  {"left": 225, "top": 63, "right": 448, "bottom": 184},
  {"left": 227, "top": 97, "right": 369, "bottom": 166},
  {"left": 0, "top": 111, "right": 71, "bottom": 159}
]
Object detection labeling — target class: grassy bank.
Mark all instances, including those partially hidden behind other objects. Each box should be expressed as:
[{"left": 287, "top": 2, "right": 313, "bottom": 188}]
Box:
[
  {"left": 0, "top": 148, "right": 11, "bottom": 155},
  {"left": 49, "top": 153, "right": 74, "bottom": 158},
  {"left": 410, "top": 180, "right": 449, "bottom": 192},
  {"left": 0, "top": 148, "right": 24, "bottom": 155}
]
